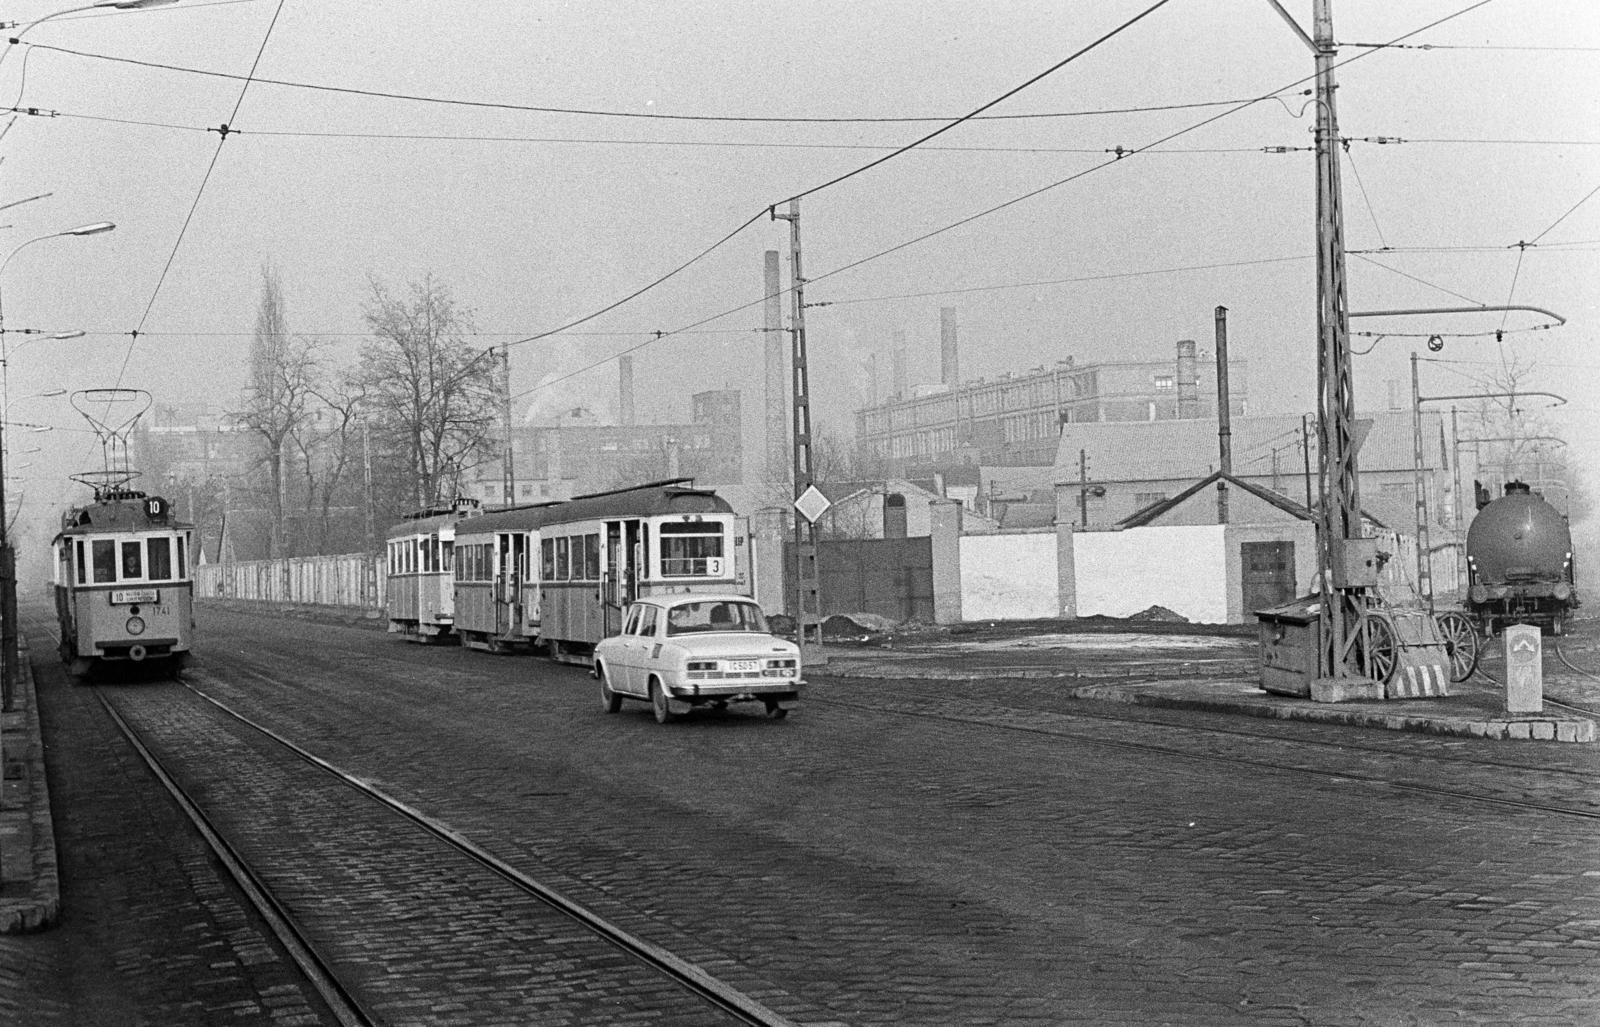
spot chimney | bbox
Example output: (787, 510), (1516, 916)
(764, 250), (788, 483)
(892, 330), (908, 398)
(1176, 338), (1198, 418)
(940, 307), (959, 386)
(618, 354), (635, 426)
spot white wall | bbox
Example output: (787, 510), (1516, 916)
(1074, 525), (1229, 623)
(959, 532), (1059, 620)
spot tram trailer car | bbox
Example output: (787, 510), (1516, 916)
(451, 501), (558, 652)
(53, 491), (195, 677)
(385, 498), (482, 643)
(1465, 481), (1578, 635)
(447, 479), (745, 660)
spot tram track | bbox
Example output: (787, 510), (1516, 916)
(92, 674), (809, 1027)
(808, 689), (1600, 822)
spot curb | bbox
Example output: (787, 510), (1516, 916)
(0, 643), (58, 932)
(1073, 680), (1597, 743)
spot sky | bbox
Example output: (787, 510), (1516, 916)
(0, 0), (1595, 560)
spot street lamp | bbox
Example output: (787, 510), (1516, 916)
(0, 222), (114, 719)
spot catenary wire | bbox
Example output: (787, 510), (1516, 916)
(1350, 253), (1486, 306)
(512, 0), (1511, 399)
(110, 0), (289, 410)
(22, 38), (1262, 124)
(783, 0), (1176, 203)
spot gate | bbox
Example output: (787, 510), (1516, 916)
(787, 536), (934, 624)
(1241, 540), (1296, 614)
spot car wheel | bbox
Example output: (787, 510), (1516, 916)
(650, 678), (674, 724)
(764, 699), (789, 720)
(598, 663), (622, 713)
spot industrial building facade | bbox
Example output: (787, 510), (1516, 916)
(854, 340), (1249, 472)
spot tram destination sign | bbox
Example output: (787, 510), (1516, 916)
(111, 589), (159, 605)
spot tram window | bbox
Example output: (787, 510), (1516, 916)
(121, 541), (143, 580)
(177, 535), (187, 578)
(555, 537), (570, 580)
(659, 522), (725, 576)
(147, 538), (173, 581)
(76, 540), (86, 584)
(92, 540), (116, 583)
(441, 539), (454, 572)
(541, 538), (554, 579)
(583, 534), (601, 580)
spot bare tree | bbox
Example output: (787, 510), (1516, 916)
(357, 276), (500, 509)
(234, 266), (321, 558)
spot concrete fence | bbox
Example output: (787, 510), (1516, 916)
(196, 553), (384, 609)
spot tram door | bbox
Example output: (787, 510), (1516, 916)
(603, 520), (642, 638)
(495, 532), (523, 636)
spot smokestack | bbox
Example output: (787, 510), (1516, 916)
(892, 330), (908, 398)
(764, 250), (788, 483)
(1214, 308), (1232, 524)
(940, 307), (959, 386)
(1176, 339), (1198, 418)
(618, 354), (635, 426)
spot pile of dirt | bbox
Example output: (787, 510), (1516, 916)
(1128, 605), (1190, 623)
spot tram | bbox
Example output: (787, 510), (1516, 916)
(53, 488), (195, 677)
(447, 479), (747, 660)
(384, 498), (481, 642)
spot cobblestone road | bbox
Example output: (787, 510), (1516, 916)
(10, 604), (1600, 1025)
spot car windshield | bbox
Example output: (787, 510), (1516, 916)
(664, 600), (767, 635)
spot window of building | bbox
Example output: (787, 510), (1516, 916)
(1154, 375), (1174, 391)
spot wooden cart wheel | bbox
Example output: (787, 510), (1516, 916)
(1358, 612), (1398, 685)
(1433, 611), (1479, 682)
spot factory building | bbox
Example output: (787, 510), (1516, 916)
(854, 338), (1249, 476)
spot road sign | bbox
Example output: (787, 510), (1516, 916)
(794, 484), (831, 524)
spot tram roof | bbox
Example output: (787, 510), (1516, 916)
(54, 494), (191, 539)
(455, 479), (733, 538)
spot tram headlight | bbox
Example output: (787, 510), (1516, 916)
(125, 616), (146, 636)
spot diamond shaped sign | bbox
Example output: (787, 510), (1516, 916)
(793, 484), (832, 524)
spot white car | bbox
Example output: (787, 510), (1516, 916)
(593, 593), (803, 723)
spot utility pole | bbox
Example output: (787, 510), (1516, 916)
(1410, 351), (1433, 609)
(502, 342), (515, 506)
(1301, 413), (1314, 511)
(361, 417), (374, 552)
(772, 199), (824, 660)
(1215, 305), (1232, 524)
(1271, 0), (1366, 686)
(1078, 449), (1090, 527)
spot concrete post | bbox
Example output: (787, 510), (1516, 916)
(748, 507), (789, 616)
(1056, 520), (1077, 619)
(1504, 624), (1543, 713)
(928, 499), (962, 625)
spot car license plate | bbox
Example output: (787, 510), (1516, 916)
(725, 659), (759, 673)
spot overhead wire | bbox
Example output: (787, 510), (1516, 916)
(1349, 252), (1485, 306)
(511, 0), (1516, 399)
(499, 0), (1180, 356)
(23, 38), (1259, 125)
(113, 0), (289, 390)
(783, 0), (1177, 204)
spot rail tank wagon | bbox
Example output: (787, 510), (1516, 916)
(1465, 481), (1578, 635)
